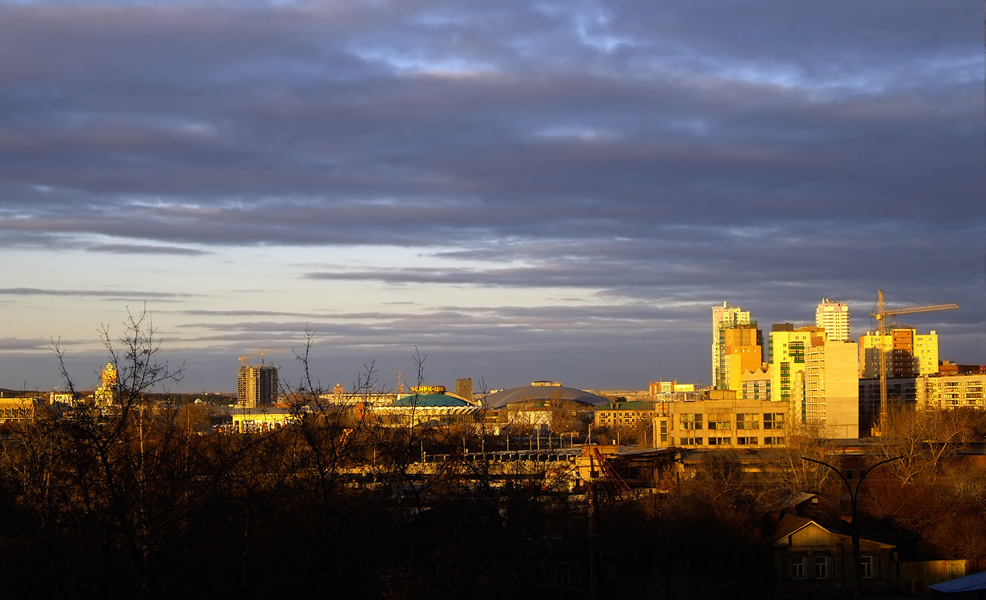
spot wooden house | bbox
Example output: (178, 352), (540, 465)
(773, 514), (896, 596)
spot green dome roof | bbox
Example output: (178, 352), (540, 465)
(390, 393), (472, 408)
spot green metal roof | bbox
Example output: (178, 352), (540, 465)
(601, 401), (656, 410)
(390, 393), (472, 408)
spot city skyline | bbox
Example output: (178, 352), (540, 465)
(0, 1), (982, 392)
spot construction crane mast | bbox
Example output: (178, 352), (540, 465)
(238, 348), (286, 367)
(871, 290), (958, 433)
(253, 348), (285, 365)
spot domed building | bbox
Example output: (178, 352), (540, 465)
(373, 386), (480, 426)
(479, 382), (605, 434)
(482, 381), (608, 409)
(389, 392), (475, 408)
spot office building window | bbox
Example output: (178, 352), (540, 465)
(764, 413), (785, 430)
(680, 413), (703, 430)
(708, 413), (731, 430)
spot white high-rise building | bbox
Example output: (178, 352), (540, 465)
(712, 303), (752, 389)
(816, 298), (850, 342)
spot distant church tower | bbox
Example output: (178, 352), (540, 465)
(95, 362), (118, 404)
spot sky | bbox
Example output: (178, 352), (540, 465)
(0, 0), (983, 395)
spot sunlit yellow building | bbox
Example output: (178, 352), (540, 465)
(722, 336), (762, 392)
(657, 397), (788, 448)
(769, 325), (823, 405)
(595, 393), (788, 448)
(916, 373), (986, 410)
(712, 303), (754, 389)
(858, 328), (939, 379)
(0, 396), (40, 423)
(801, 338), (859, 438)
(739, 366), (771, 401)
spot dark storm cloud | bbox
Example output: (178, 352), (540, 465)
(303, 219), (979, 295)
(0, 2), (978, 231)
(0, 0), (982, 388)
(0, 337), (52, 352)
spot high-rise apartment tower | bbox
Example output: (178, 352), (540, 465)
(816, 299), (850, 342)
(712, 303), (757, 389)
(858, 328), (939, 379)
(802, 337), (859, 438)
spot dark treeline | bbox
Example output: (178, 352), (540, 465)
(0, 406), (782, 600)
(1, 313), (984, 599)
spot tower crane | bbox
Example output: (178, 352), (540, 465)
(238, 349), (286, 366)
(253, 348), (286, 365)
(871, 290), (957, 433)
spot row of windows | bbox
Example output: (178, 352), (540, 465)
(679, 436), (785, 446)
(678, 413), (785, 431)
(599, 412), (789, 435)
(791, 556), (876, 580)
(945, 399), (985, 406)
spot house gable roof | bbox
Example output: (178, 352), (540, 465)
(773, 514), (894, 550)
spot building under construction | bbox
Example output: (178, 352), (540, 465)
(237, 365), (278, 408)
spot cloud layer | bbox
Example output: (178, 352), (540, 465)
(0, 0), (982, 391)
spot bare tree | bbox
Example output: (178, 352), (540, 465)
(877, 407), (973, 485)
(34, 306), (187, 595)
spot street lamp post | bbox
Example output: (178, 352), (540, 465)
(801, 455), (902, 600)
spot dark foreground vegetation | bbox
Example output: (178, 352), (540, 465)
(1, 312), (984, 599)
(0, 410), (781, 599)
